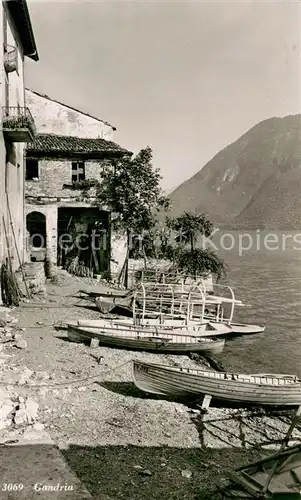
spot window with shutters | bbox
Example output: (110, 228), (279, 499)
(72, 161), (85, 183)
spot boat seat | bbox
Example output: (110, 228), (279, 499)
(149, 337), (171, 342)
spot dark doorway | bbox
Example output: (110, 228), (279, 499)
(57, 207), (110, 276)
(26, 211), (46, 261)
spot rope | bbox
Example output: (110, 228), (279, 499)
(2, 321), (69, 330)
(0, 360), (131, 389)
(18, 304), (82, 309)
(10, 324), (59, 329)
(18, 297), (90, 309)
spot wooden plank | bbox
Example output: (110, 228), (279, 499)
(289, 469), (301, 487)
(236, 445), (301, 472)
(201, 394), (212, 411)
(227, 472), (263, 496)
(90, 338), (99, 349)
(259, 405), (301, 495)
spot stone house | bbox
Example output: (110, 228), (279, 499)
(25, 90), (131, 276)
(0, 1), (38, 271)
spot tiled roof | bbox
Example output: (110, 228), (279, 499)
(26, 89), (115, 129)
(26, 133), (131, 157)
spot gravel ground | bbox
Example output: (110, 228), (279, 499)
(0, 270), (300, 499)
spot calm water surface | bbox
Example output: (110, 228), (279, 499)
(217, 248), (301, 377)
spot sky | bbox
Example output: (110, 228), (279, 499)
(25, 0), (301, 192)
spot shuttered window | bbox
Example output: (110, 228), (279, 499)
(72, 161), (85, 183)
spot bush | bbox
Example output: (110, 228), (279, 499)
(175, 248), (227, 281)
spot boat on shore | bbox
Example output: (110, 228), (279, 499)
(224, 443), (301, 498)
(92, 282), (265, 336)
(67, 317), (231, 336)
(132, 360), (301, 407)
(224, 322), (265, 335)
(199, 282), (265, 334)
(67, 320), (225, 354)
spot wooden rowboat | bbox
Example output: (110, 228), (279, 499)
(130, 317), (231, 336)
(85, 306), (232, 337)
(199, 316), (265, 335)
(67, 320), (225, 354)
(228, 323), (265, 335)
(92, 283), (265, 336)
(67, 317), (231, 337)
(224, 444), (301, 498)
(132, 360), (301, 407)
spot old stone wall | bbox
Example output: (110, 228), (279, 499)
(25, 159), (107, 200)
(25, 202), (116, 273)
(24, 89), (126, 274)
(25, 89), (115, 140)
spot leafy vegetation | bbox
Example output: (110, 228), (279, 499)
(69, 179), (100, 192)
(166, 212), (214, 251)
(163, 211), (227, 280)
(175, 248), (226, 280)
(95, 147), (170, 285)
(96, 147), (169, 231)
(69, 150), (226, 284)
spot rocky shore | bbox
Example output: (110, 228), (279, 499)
(0, 270), (300, 499)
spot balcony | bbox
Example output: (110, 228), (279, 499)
(2, 107), (36, 142)
(4, 45), (18, 73)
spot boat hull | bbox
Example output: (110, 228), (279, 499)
(67, 324), (225, 354)
(92, 291), (263, 336)
(227, 322), (265, 334)
(202, 315), (265, 335)
(67, 318), (231, 337)
(132, 361), (301, 406)
(140, 318), (231, 336)
(225, 444), (301, 498)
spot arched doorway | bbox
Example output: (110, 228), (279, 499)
(26, 211), (47, 262)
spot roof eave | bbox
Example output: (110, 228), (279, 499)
(5, 0), (39, 61)
(26, 150), (132, 159)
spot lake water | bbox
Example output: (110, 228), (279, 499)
(217, 245), (301, 377)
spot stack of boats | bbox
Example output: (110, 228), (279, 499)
(67, 278), (301, 409)
(71, 280), (264, 354)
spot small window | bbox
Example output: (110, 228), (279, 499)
(26, 159), (39, 180)
(72, 161), (85, 183)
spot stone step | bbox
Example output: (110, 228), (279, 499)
(0, 435), (93, 499)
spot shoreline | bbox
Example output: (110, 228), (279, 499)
(0, 270), (300, 499)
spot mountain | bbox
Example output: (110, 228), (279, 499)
(169, 115), (301, 229)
